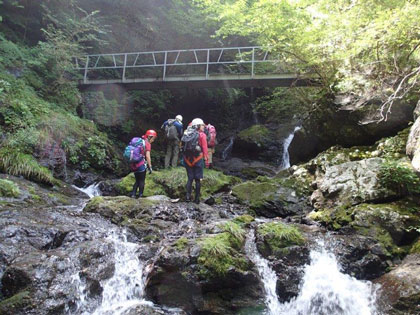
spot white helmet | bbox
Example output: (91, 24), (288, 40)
(175, 115), (183, 122)
(191, 118), (204, 127)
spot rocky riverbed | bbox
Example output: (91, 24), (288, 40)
(1, 126), (420, 314)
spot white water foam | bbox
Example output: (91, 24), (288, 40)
(279, 126), (301, 170)
(73, 183), (101, 199)
(92, 231), (150, 315)
(278, 241), (380, 315)
(245, 230), (282, 314)
(246, 231), (379, 315)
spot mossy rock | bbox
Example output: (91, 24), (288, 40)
(237, 124), (271, 144)
(0, 179), (20, 197)
(116, 168), (240, 199)
(232, 180), (278, 209)
(232, 178), (303, 218)
(410, 239), (420, 254)
(198, 221), (249, 278)
(311, 200), (420, 258)
(256, 222), (305, 256)
(84, 196), (157, 224)
(0, 290), (32, 315)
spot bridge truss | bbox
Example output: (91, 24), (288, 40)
(74, 46), (314, 89)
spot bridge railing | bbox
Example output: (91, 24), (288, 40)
(74, 46), (289, 83)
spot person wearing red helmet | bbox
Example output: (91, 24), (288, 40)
(130, 129), (157, 198)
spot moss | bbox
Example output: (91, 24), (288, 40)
(0, 179), (20, 197)
(232, 181), (278, 209)
(0, 290), (31, 314)
(410, 239), (420, 254)
(116, 168), (240, 199)
(350, 201), (420, 257)
(257, 222), (305, 254)
(233, 215), (255, 226)
(198, 232), (249, 277)
(219, 221), (246, 249)
(143, 235), (158, 243)
(237, 124), (271, 144)
(174, 237), (189, 250)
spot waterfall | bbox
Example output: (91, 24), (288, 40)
(91, 231), (151, 315)
(245, 230), (282, 315)
(278, 240), (380, 315)
(73, 182), (101, 199)
(251, 103), (260, 124)
(222, 136), (235, 160)
(245, 232), (379, 315)
(279, 126), (301, 170)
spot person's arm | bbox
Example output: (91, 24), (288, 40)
(145, 141), (152, 173)
(146, 151), (152, 170)
(200, 132), (209, 167)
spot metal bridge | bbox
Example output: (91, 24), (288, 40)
(74, 46), (316, 90)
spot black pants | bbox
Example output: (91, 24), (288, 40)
(131, 170), (146, 197)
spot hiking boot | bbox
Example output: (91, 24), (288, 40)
(129, 193), (136, 199)
(194, 195), (200, 204)
(186, 194), (191, 202)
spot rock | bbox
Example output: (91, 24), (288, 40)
(232, 180), (307, 218)
(289, 98), (414, 165)
(316, 158), (397, 206)
(406, 116), (420, 172)
(376, 254), (420, 315)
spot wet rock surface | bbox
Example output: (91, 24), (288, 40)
(1, 126), (420, 315)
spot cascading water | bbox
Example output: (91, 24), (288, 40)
(91, 231), (151, 315)
(72, 183), (101, 198)
(279, 240), (380, 315)
(279, 126), (301, 170)
(245, 230), (282, 314)
(222, 136), (235, 160)
(246, 231), (380, 315)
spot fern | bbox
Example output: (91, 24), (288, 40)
(0, 148), (55, 185)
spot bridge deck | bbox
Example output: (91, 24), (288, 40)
(79, 74), (315, 90)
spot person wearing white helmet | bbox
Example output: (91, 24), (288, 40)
(161, 114), (183, 168)
(181, 118), (209, 204)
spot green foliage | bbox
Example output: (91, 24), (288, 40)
(220, 221), (246, 249)
(198, 232), (248, 276)
(174, 237), (189, 250)
(194, 0), (420, 118)
(237, 124), (270, 144)
(0, 178), (20, 197)
(258, 222), (305, 254)
(379, 160), (420, 196)
(116, 168), (240, 198)
(0, 148), (55, 185)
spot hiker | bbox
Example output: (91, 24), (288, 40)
(205, 123), (217, 169)
(181, 118), (209, 204)
(127, 129), (157, 198)
(161, 115), (183, 168)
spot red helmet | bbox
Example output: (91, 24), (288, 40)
(145, 129), (157, 138)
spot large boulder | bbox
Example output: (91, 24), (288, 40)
(289, 98), (414, 165)
(376, 254), (420, 315)
(406, 116), (420, 172)
(312, 158), (396, 207)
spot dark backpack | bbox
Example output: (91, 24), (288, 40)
(165, 119), (179, 140)
(123, 137), (145, 163)
(181, 127), (201, 156)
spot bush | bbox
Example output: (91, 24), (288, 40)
(0, 179), (20, 197)
(258, 222), (305, 254)
(379, 160), (420, 196)
(0, 148), (55, 185)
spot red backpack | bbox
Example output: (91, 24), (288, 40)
(206, 124), (217, 147)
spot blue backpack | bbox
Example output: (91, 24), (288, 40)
(123, 137), (145, 163)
